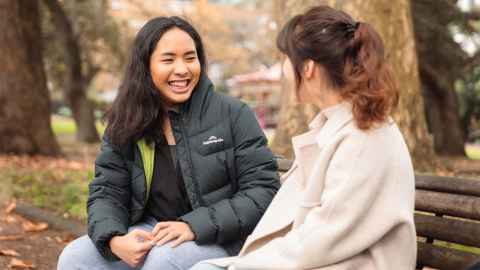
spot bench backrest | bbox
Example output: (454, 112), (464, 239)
(415, 175), (480, 269)
(276, 160), (480, 270)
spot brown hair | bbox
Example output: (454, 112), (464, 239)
(277, 6), (398, 130)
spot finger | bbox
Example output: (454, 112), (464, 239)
(134, 252), (148, 265)
(127, 260), (137, 268)
(152, 228), (171, 244)
(137, 239), (154, 252)
(170, 234), (186, 248)
(132, 258), (143, 268)
(156, 232), (179, 247)
(151, 222), (171, 236)
(133, 229), (153, 242)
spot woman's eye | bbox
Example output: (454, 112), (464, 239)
(186, 57), (196, 61)
(162, 59), (173, 63)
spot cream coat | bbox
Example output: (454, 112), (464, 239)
(205, 102), (417, 270)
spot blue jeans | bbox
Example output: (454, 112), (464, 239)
(57, 217), (228, 270)
(190, 262), (226, 270)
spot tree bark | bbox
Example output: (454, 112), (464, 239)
(43, 0), (99, 143)
(0, 0), (61, 156)
(270, 0), (325, 159)
(412, 0), (466, 156)
(422, 76), (466, 156)
(271, 0), (436, 170)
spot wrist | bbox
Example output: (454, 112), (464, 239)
(109, 235), (123, 252)
(182, 221), (196, 240)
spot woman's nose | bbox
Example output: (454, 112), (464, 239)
(173, 60), (188, 75)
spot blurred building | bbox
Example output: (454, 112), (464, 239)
(226, 63), (282, 128)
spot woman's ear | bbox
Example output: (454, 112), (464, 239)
(303, 59), (315, 79)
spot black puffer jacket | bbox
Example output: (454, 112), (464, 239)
(87, 75), (280, 261)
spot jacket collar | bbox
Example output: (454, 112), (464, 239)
(179, 73), (214, 121)
(291, 102), (353, 185)
(292, 101), (353, 151)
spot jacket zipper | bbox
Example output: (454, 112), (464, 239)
(175, 114), (203, 209)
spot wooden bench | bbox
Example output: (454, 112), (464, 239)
(276, 159), (480, 270)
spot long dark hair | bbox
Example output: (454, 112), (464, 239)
(277, 6), (398, 130)
(104, 16), (207, 147)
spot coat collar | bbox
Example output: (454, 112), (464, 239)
(179, 73), (213, 121)
(292, 102), (353, 185)
(292, 101), (353, 152)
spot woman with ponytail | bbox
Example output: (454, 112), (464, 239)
(191, 5), (416, 270)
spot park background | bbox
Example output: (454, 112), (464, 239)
(1, 0), (480, 269)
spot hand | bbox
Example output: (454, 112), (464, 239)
(151, 221), (195, 248)
(109, 229), (153, 267)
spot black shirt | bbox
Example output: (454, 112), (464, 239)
(145, 136), (192, 222)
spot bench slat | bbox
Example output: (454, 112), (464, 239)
(416, 175), (480, 197)
(275, 159), (480, 266)
(417, 242), (478, 269)
(415, 213), (480, 247)
(416, 190), (480, 221)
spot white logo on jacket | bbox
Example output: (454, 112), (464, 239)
(203, 136), (224, 145)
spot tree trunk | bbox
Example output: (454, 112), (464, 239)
(411, 0), (466, 157)
(422, 77), (466, 156)
(271, 0), (436, 170)
(270, 0), (325, 159)
(43, 0), (99, 143)
(0, 0), (61, 156)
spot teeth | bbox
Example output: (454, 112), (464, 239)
(170, 80), (188, 87)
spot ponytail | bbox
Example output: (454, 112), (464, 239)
(342, 22), (399, 130)
(277, 6), (399, 130)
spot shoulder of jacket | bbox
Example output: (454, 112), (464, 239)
(341, 121), (401, 160)
(210, 91), (248, 114)
(100, 135), (135, 158)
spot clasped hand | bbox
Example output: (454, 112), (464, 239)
(110, 221), (195, 267)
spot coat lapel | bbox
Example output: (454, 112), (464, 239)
(239, 167), (303, 254)
(240, 102), (355, 257)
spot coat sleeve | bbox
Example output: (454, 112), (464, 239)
(87, 137), (131, 261)
(180, 104), (280, 245)
(233, 131), (415, 269)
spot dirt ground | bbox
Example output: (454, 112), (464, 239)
(0, 201), (75, 270)
(1, 136), (479, 269)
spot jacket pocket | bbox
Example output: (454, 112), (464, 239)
(198, 140), (229, 156)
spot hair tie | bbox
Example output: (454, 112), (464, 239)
(345, 21), (360, 36)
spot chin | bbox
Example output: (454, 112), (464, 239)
(167, 93), (193, 105)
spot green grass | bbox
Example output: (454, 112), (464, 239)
(435, 240), (480, 255)
(51, 116), (105, 136)
(51, 117), (76, 135)
(2, 116), (104, 221)
(3, 166), (92, 221)
(466, 144), (480, 160)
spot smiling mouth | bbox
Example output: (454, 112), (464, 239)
(168, 79), (191, 92)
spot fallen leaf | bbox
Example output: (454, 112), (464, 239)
(0, 249), (20, 257)
(5, 215), (17, 224)
(5, 201), (16, 214)
(0, 235), (24, 241)
(22, 221), (48, 232)
(55, 234), (75, 244)
(8, 258), (35, 269)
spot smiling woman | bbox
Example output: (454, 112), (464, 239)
(150, 28), (201, 106)
(56, 16), (279, 270)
